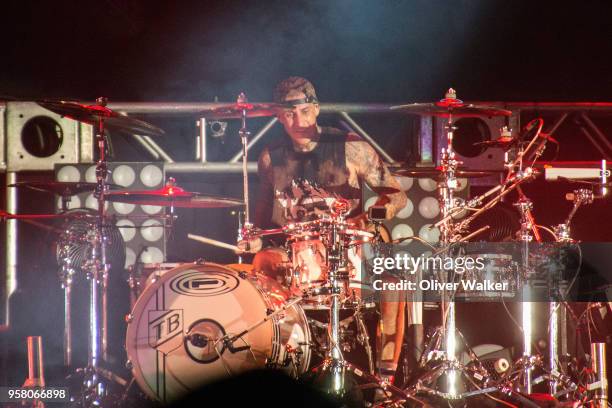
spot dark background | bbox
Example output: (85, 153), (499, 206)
(1, 0), (611, 103)
(1, 0), (611, 392)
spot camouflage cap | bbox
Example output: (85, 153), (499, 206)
(273, 76), (318, 104)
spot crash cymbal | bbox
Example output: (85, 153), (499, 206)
(38, 99), (165, 137)
(199, 102), (285, 120)
(391, 88), (512, 118)
(391, 102), (512, 118)
(390, 167), (499, 178)
(105, 185), (244, 208)
(9, 181), (120, 196)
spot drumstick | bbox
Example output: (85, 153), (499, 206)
(187, 233), (240, 252)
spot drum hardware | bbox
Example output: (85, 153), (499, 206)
(8, 181), (121, 212)
(105, 178), (244, 209)
(38, 97), (165, 406)
(37, 99), (165, 137)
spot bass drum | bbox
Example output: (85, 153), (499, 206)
(126, 262), (311, 403)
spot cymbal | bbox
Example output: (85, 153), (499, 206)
(199, 102), (285, 120)
(105, 185), (244, 208)
(391, 102), (511, 118)
(390, 167), (499, 178)
(391, 90), (511, 118)
(38, 100), (165, 137)
(369, 186), (400, 195)
(9, 181), (120, 196)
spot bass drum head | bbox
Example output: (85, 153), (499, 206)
(126, 262), (311, 403)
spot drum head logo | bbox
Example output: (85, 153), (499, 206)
(148, 309), (183, 349)
(169, 270), (239, 297)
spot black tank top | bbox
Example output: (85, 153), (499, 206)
(266, 127), (362, 225)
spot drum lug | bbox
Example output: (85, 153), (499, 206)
(125, 313), (133, 324)
(125, 359), (133, 370)
(195, 258), (206, 265)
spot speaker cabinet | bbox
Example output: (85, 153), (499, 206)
(5, 102), (94, 171)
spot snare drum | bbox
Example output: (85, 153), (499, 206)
(126, 262), (312, 403)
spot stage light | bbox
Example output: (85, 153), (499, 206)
(55, 162), (167, 270)
(418, 178), (437, 192)
(113, 202), (136, 215)
(396, 176), (414, 191)
(116, 219), (136, 242)
(418, 224), (440, 244)
(56, 196), (81, 210)
(363, 196), (379, 211)
(396, 199), (414, 219)
(392, 224), (413, 245)
(85, 194), (109, 211)
(418, 196), (440, 219)
(57, 165), (81, 182)
(85, 165), (97, 183)
(125, 248), (136, 268)
(141, 204), (163, 215)
(112, 165), (136, 187)
(140, 247), (164, 264)
(140, 164), (163, 187)
(141, 219), (164, 242)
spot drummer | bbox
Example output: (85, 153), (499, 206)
(244, 76), (408, 384)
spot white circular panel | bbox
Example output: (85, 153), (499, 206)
(419, 224), (440, 244)
(141, 219), (164, 242)
(418, 197), (440, 219)
(56, 166), (80, 182)
(391, 224), (413, 246)
(85, 165), (97, 183)
(116, 219), (136, 242)
(141, 204), (163, 215)
(363, 196), (378, 211)
(395, 176), (414, 192)
(85, 194), (109, 211)
(456, 178), (468, 192)
(140, 246), (164, 264)
(418, 178), (438, 192)
(140, 165), (163, 187)
(396, 199), (414, 219)
(112, 165), (136, 187)
(125, 247), (136, 268)
(113, 201), (136, 215)
(56, 196), (81, 210)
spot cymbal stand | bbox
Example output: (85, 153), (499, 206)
(58, 236), (76, 368)
(77, 97), (114, 406)
(407, 95), (477, 400)
(237, 93), (252, 230)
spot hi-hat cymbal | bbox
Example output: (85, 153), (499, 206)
(38, 100), (165, 137)
(105, 185), (244, 208)
(390, 167), (500, 178)
(199, 102), (285, 120)
(9, 181), (120, 196)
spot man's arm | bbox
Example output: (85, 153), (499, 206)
(346, 140), (407, 219)
(254, 148), (275, 228)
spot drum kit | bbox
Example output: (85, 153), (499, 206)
(1, 90), (609, 407)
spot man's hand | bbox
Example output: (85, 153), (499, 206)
(235, 237), (263, 255)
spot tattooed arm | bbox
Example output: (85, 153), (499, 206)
(346, 140), (407, 219)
